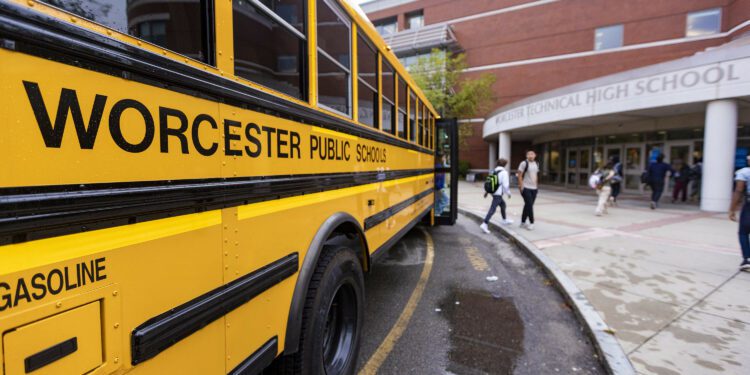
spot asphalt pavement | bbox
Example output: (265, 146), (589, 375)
(355, 214), (605, 375)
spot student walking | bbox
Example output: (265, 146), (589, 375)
(646, 153), (674, 209)
(729, 155), (750, 271)
(690, 157), (703, 202)
(610, 156), (623, 205)
(517, 150), (539, 230)
(480, 159), (513, 233)
(593, 162), (616, 216)
(672, 160), (690, 203)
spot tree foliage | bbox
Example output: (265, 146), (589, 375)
(409, 49), (496, 145)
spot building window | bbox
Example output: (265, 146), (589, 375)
(381, 60), (396, 134)
(39, 0), (214, 64)
(594, 24), (623, 50)
(233, 0), (307, 100)
(373, 17), (397, 36)
(687, 8), (721, 37)
(317, 0), (351, 116)
(406, 10), (424, 30)
(357, 35), (378, 128)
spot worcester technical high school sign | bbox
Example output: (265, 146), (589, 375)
(484, 37), (750, 212)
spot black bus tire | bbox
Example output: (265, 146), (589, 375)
(275, 245), (364, 375)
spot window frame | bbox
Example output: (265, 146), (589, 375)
(397, 76), (408, 140)
(233, 0), (308, 100)
(38, 0), (217, 66)
(357, 33), (379, 128)
(686, 8), (722, 37)
(593, 24), (623, 51)
(316, 0), (353, 118)
(373, 16), (398, 35)
(405, 10), (424, 30)
(381, 59), (397, 135)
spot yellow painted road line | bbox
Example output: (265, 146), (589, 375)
(359, 227), (435, 375)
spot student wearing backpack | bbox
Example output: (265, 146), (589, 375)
(592, 161), (616, 216)
(729, 154), (750, 271)
(646, 153), (674, 209)
(517, 150), (540, 230)
(481, 159), (513, 233)
(610, 156), (623, 205)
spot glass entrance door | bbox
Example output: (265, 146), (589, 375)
(434, 118), (458, 225)
(566, 147), (591, 188)
(666, 143), (693, 193)
(624, 145), (644, 191)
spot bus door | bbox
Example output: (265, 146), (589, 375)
(434, 118), (458, 225)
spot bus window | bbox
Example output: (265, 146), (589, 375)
(418, 103), (425, 146)
(39, 0), (214, 64)
(381, 60), (396, 134)
(233, 0), (307, 100)
(357, 34), (378, 128)
(409, 92), (417, 143)
(397, 77), (407, 139)
(317, 0), (351, 116)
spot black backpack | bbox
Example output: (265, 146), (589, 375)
(484, 171), (499, 194)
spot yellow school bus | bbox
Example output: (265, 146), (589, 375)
(0, 0), (458, 374)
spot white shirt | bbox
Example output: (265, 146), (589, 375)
(493, 166), (510, 196)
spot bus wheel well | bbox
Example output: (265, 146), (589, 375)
(283, 213), (369, 356)
(323, 221), (369, 273)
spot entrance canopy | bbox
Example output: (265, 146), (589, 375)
(483, 37), (750, 141)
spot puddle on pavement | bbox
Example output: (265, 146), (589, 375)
(378, 238), (425, 266)
(440, 288), (524, 374)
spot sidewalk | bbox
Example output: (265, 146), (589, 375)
(458, 181), (750, 375)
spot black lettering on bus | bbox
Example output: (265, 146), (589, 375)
(64, 267), (77, 291)
(277, 128), (289, 158)
(159, 107), (189, 154)
(23, 81), (107, 149)
(95, 257), (107, 281)
(109, 99), (155, 153)
(344, 141), (351, 161)
(223, 119), (242, 156)
(81, 261), (95, 285)
(261, 126), (276, 158)
(192, 114), (219, 156)
(47, 269), (64, 295)
(290, 131), (301, 159)
(310, 135), (319, 159)
(13, 278), (31, 307)
(327, 138), (335, 160)
(245, 123), (262, 158)
(31, 273), (47, 300)
(0, 282), (10, 311)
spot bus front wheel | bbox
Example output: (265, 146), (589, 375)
(279, 245), (364, 375)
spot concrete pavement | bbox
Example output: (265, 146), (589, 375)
(458, 181), (750, 375)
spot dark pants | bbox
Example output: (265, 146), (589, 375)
(739, 204), (750, 260)
(672, 181), (687, 202)
(484, 195), (507, 223)
(650, 182), (665, 204)
(521, 188), (538, 224)
(611, 182), (621, 199)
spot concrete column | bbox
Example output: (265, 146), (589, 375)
(499, 132), (511, 161)
(488, 141), (498, 171)
(701, 99), (738, 212)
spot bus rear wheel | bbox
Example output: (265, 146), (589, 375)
(279, 246), (364, 375)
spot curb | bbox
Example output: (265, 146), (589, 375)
(458, 207), (636, 375)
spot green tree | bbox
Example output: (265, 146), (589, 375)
(409, 49), (496, 146)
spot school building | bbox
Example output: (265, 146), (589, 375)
(360, 0), (750, 211)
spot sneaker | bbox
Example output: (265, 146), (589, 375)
(519, 222), (527, 229)
(501, 219), (514, 225)
(741, 259), (750, 271)
(526, 223), (535, 231)
(479, 222), (491, 234)
(650, 202), (656, 210)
